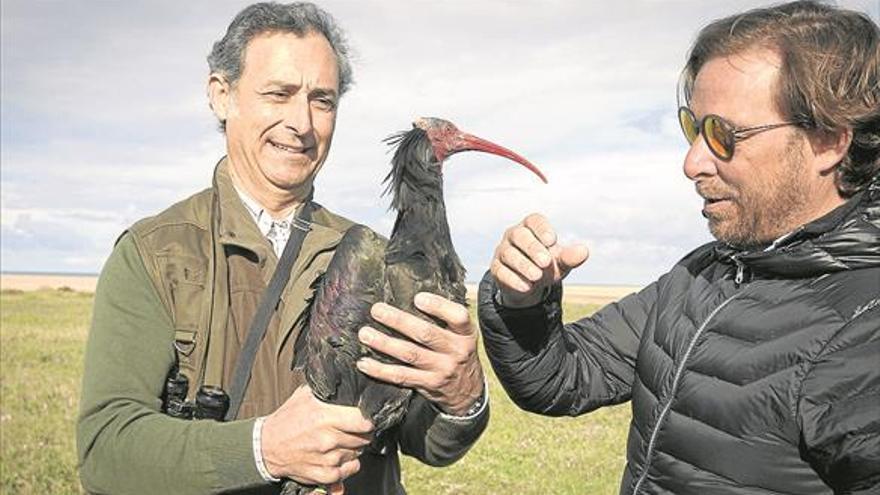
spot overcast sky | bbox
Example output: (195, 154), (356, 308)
(2, 0), (878, 285)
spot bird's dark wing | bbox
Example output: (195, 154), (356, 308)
(293, 225), (385, 405)
(293, 225), (412, 431)
(384, 252), (468, 325)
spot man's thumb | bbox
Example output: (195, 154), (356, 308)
(558, 244), (589, 274)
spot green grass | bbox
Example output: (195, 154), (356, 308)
(0, 289), (630, 494)
(1, 290), (93, 494)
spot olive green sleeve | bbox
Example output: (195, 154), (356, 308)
(396, 392), (489, 467)
(77, 234), (267, 494)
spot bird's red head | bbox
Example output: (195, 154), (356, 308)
(414, 117), (548, 183)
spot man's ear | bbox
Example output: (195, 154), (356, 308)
(810, 127), (853, 176)
(207, 73), (231, 123)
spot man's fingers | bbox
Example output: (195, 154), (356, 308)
(491, 257), (533, 294)
(356, 357), (436, 389)
(319, 402), (373, 432)
(358, 326), (441, 366)
(316, 400), (374, 435)
(338, 459), (361, 483)
(412, 293), (471, 335)
(369, 302), (455, 348)
(265, 388), (372, 486)
(557, 244), (590, 274)
(509, 226), (553, 269)
(310, 449), (362, 486)
(330, 430), (373, 450)
(497, 242), (544, 282)
(522, 213), (557, 247)
(338, 447), (364, 464)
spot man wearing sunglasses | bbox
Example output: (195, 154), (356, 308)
(478, 1), (879, 494)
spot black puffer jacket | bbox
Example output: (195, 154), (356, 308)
(478, 183), (880, 495)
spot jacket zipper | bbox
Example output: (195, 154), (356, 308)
(732, 254), (746, 286)
(631, 292), (741, 494)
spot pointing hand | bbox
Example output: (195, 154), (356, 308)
(490, 213), (589, 307)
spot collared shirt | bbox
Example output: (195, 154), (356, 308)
(234, 184), (297, 258)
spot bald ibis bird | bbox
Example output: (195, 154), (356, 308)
(287, 117), (545, 492)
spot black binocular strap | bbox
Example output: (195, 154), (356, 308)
(225, 202), (314, 421)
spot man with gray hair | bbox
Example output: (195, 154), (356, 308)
(479, 1), (878, 493)
(77, 3), (488, 494)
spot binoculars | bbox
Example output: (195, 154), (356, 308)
(162, 369), (229, 421)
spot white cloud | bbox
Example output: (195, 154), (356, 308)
(1, 0), (876, 283)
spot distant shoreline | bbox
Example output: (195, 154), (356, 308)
(2, 270), (100, 277)
(2, 273), (639, 305)
(1, 273), (101, 293)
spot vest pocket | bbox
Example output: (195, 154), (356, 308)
(168, 279), (205, 331)
(159, 255), (206, 331)
(158, 254), (208, 389)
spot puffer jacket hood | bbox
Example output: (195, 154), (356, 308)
(715, 178), (880, 278)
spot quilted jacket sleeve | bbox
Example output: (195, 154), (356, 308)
(798, 301), (880, 495)
(477, 270), (655, 416)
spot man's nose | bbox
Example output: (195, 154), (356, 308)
(283, 96), (313, 137)
(682, 136), (718, 181)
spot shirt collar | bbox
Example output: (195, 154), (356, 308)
(232, 183), (297, 256)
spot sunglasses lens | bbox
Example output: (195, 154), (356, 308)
(678, 107), (699, 144)
(704, 116), (734, 160)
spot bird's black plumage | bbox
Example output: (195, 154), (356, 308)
(286, 117), (544, 494)
(382, 125), (467, 311)
(293, 224), (410, 431)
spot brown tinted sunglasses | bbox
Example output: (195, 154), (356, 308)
(678, 106), (805, 161)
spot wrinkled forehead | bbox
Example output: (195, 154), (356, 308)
(239, 30), (339, 87)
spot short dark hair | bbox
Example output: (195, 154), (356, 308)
(208, 2), (353, 94)
(681, 0), (880, 196)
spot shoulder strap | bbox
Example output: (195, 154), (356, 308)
(225, 202), (315, 421)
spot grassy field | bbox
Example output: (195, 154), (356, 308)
(0, 289), (630, 494)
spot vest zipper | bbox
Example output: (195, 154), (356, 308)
(734, 258), (746, 286)
(631, 292), (741, 494)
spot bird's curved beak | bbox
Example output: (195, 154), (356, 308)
(451, 132), (548, 183)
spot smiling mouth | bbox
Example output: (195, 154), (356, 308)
(269, 140), (309, 154)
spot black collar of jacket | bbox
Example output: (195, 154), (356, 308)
(714, 177), (880, 279)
